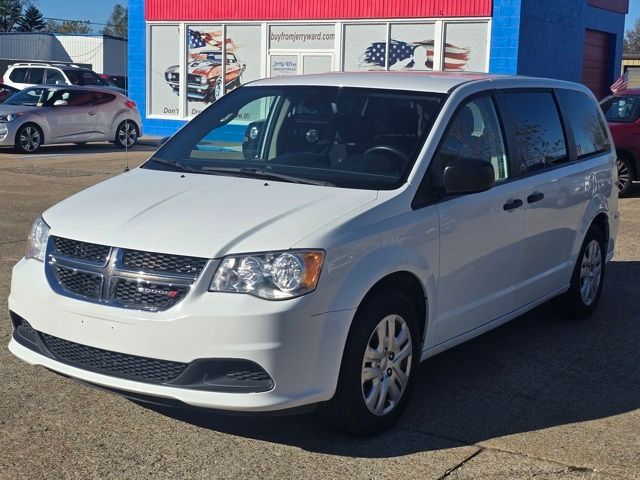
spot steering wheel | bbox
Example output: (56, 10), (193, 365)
(364, 145), (409, 163)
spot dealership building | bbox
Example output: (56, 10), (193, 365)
(128, 0), (628, 137)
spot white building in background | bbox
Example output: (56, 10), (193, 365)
(0, 33), (127, 75)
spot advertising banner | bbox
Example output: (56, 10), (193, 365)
(149, 25), (180, 116)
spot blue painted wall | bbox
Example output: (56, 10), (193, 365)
(128, 0), (186, 137)
(489, 0), (522, 74)
(514, 0), (625, 85)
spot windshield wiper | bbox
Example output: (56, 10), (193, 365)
(144, 157), (200, 173)
(200, 166), (334, 186)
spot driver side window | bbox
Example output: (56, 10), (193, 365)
(436, 96), (509, 182)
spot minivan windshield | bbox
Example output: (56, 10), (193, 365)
(144, 86), (444, 190)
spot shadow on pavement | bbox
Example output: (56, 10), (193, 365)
(140, 261), (640, 458)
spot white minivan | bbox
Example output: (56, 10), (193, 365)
(8, 73), (618, 436)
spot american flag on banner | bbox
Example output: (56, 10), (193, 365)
(361, 39), (470, 71)
(610, 70), (629, 94)
(188, 28), (227, 50)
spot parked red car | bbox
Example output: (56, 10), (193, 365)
(600, 89), (640, 196)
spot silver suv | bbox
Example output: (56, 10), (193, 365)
(3, 63), (125, 95)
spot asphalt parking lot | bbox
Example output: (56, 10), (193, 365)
(0, 144), (638, 479)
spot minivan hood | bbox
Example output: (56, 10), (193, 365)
(43, 168), (378, 258)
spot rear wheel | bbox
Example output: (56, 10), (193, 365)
(322, 289), (420, 436)
(114, 121), (138, 149)
(616, 154), (635, 197)
(14, 124), (42, 154)
(553, 225), (606, 319)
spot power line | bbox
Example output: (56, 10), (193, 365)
(43, 17), (108, 26)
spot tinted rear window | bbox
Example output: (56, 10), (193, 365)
(558, 90), (610, 159)
(28, 68), (45, 84)
(503, 91), (568, 172)
(9, 68), (27, 83)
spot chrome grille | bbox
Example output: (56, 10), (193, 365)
(122, 250), (207, 276)
(46, 237), (209, 312)
(53, 266), (103, 298)
(114, 280), (188, 311)
(53, 237), (110, 264)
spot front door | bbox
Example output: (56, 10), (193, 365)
(45, 89), (97, 143)
(433, 94), (525, 342)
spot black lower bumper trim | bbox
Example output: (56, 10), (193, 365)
(10, 311), (274, 393)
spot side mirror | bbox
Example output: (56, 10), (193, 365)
(53, 100), (68, 107)
(443, 157), (495, 195)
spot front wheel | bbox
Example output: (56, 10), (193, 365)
(212, 77), (223, 101)
(322, 289), (420, 436)
(114, 121), (138, 149)
(14, 124), (42, 154)
(553, 225), (606, 319)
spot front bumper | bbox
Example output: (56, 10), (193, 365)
(0, 121), (19, 146)
(8, 257), (355, 412)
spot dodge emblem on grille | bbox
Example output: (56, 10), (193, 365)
(137, 286), (179, 298)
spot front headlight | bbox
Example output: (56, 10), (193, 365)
(25, 216), (50, 262)
(210, 250), (324, 300)
(0, 113), (24, 122)
(200, 76), (208, 85)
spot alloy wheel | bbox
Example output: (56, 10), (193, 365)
(118, 122), (137, 147)
(361, 314), (413, 416)
(580, 239), (602, 306)
(616, 159), (630, 193)
(19, 126), (41, 152)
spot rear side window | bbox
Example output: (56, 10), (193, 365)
(45, 69), (65, 85)
(28, 68), (45, 84)
(503, 92), (567, 172)
(9, 68), (27, 83)
(558, 90), (611, 159)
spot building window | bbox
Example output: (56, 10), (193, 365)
(389, 23), (437, 71)
(342, 24), (388, 71)
(443, 22), (488, 72)
(149, 24), (181, 117)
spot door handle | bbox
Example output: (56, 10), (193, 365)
(88, 111), (97, 116)
(503, 199), (523, 211)
(527, 191), (545, 204)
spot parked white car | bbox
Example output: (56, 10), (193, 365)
(8, 72), (618, 435)
(0, 85), (141, 153)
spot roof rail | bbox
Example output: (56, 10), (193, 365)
(9, 62), (81, 68)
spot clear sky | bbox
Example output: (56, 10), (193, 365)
(36, 0), (122, 30)
(626, 2), (640, 31)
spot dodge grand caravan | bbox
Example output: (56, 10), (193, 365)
(8, 72), (618, 436)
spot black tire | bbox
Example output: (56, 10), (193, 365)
(616, 154), (635, 197)
(114, 120), (138, 149)
(321, 289), (421, 436)
(553, 225), (606, 320)
(14, 124), (43, 154)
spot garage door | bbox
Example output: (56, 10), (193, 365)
(582, 29), (612, 100)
